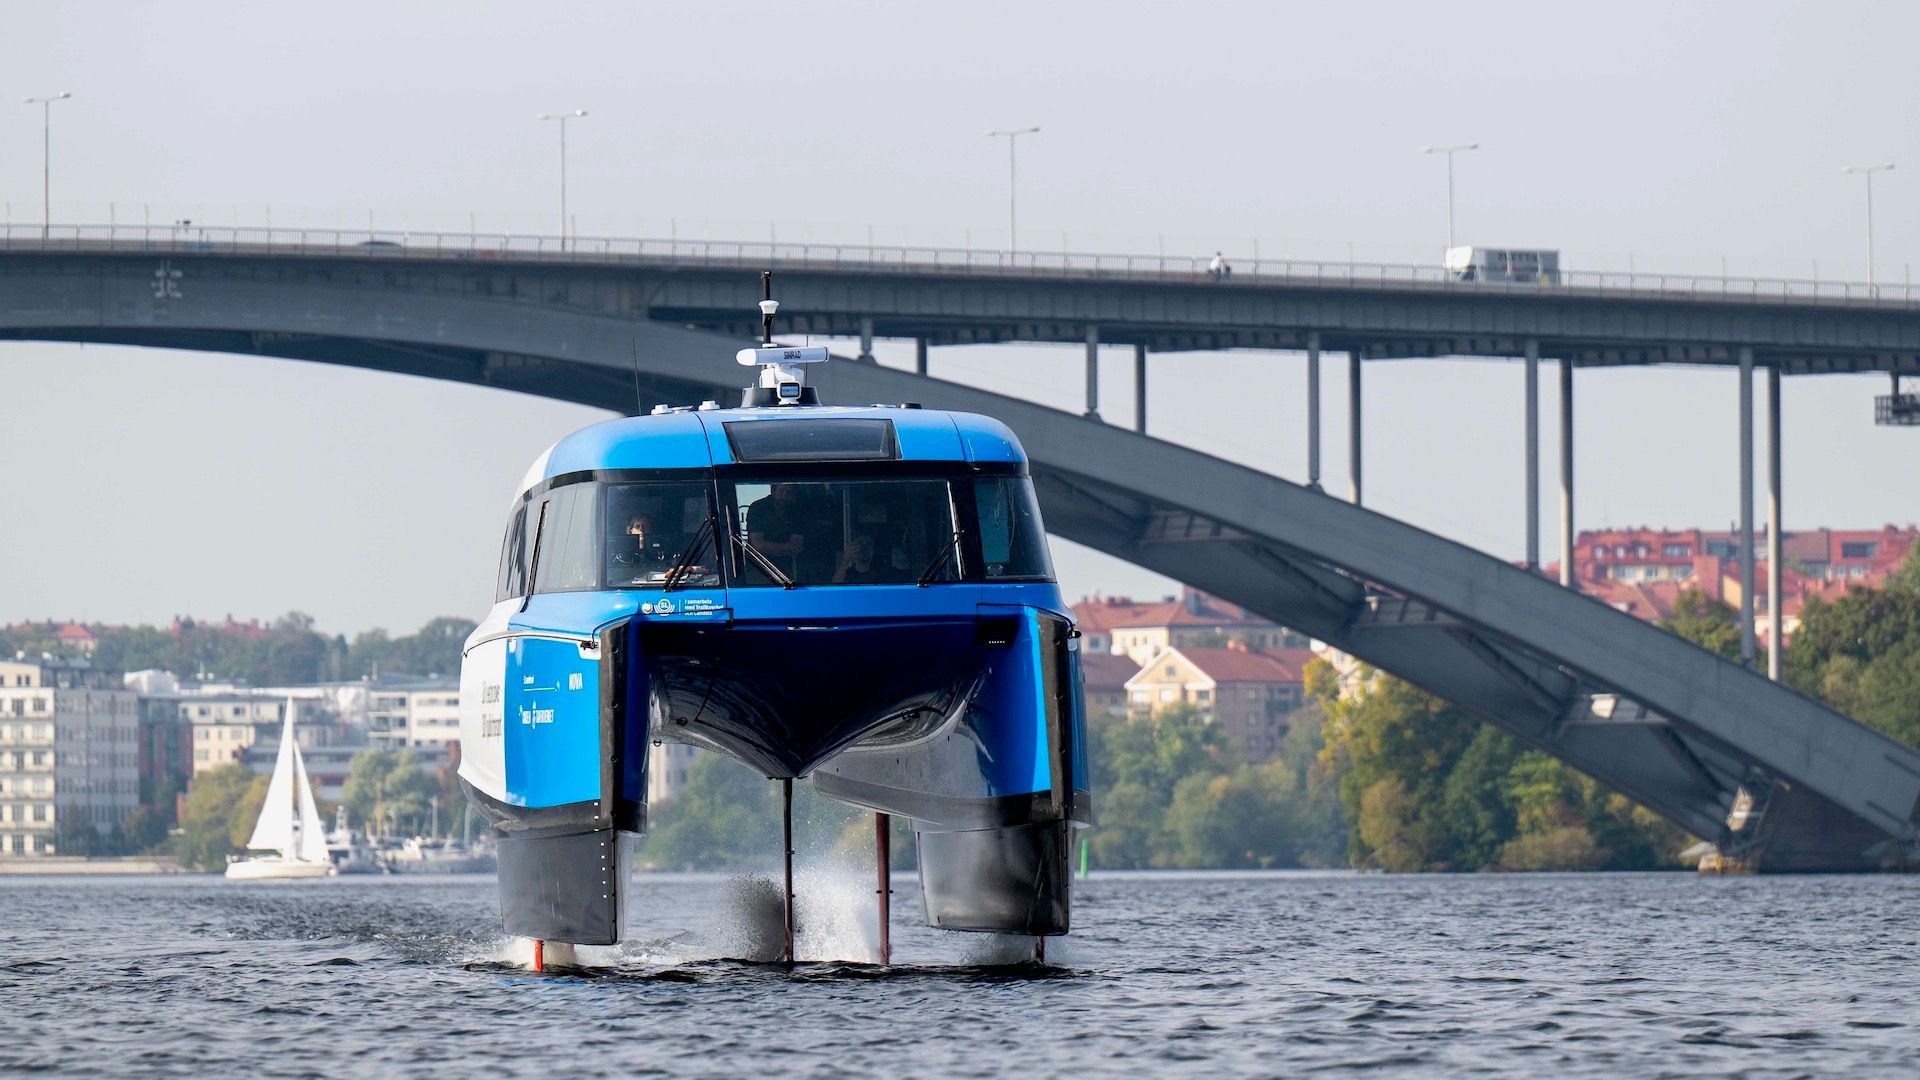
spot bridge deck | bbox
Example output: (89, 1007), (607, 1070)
(4, 234), (1920, 371)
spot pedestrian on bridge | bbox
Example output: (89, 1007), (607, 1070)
(1208, 251), (1232, 281)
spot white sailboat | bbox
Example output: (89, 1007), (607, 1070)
(226, 701), (334, 880)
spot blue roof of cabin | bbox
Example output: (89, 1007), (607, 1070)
(539, 405), (1025, 480)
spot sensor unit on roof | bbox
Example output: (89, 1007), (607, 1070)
(738, 272), (828, 407)
(736, 345), (831, 367)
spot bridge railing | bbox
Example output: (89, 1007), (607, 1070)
(6, 222), (1919, 308)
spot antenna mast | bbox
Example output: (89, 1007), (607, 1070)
(736, 271), (829, 407)
(760, 271), (777, 346)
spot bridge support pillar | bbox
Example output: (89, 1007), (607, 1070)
(1133, 342), (1147, 433)
(1767, 363), (1783, 681)
(1348, 351), (1362, 506)
(915, 336), (928, 376)
(1525, 340), (1540, 570)
(1739, 346), (1756, 667)
(1559, 360), (1575, 587)
(1307, 333), (1322, 491)
(1084, 324), (1101, 421)
(859, 316), (875, 363)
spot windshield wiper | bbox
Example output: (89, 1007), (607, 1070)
(917, 532), (963, 586)
(659, 517), (715, 593)
(731, 531), (798, 589)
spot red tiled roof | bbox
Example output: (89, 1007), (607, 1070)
(1071, 597), (1180, 634)
(1070, 588), (1275, 633)
(1160, 645), (1315, 684)
(1078, 651), (1142, 692)
(1583, 579), (1687, 621)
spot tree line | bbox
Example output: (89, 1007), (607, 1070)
(33, 549), (1920, 871)
(1, 613), (477, 685)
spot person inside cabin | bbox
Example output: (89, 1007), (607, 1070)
(833, 531), (884, 583)
(747, 483), (812, 578)
(609, 513), (676, 583)
(834, 501), (903, 584)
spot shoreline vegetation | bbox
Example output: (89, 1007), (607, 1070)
(7, 548), (1917, 873)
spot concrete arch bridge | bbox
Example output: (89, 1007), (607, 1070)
(4, 231), (1918, 870)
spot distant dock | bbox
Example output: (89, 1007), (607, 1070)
(0, 857), (195, 876)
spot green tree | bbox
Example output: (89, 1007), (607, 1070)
(637, 754), (778, 870)
(1495, 751), (1603, 871)
(1782, 570), (1920, 747)
(1320, 675), (1484, 869)
(176, 764), (261, 870)
(1163, 761), (1299, 868)
(1319, 672), (1691, 871)
(1437, 726), (1523, 869)
(1354, 778), (1429, 872)
(342, 750), (440, 836)
(346, 629), (394, 678)
(1086, 703), (1226, 868)
(229, 773), (272, 849)
(345, 617), (479, 679)
(1273, 703), (1349, 867)
(1659, 590), (1744, 661)
(122, 802), (173, 853)
(54, 814), (125, 857)
(119, 775), (181, 854)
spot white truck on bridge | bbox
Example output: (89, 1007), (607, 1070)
(1445, 246), (1562, 284)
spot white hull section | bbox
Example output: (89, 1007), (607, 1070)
(224, 857), (334, 880)
(458, 600), (516, 803)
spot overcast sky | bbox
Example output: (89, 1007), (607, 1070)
(4, 2), (1918, 635)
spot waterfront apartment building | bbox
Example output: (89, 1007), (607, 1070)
(0, 656), (140, 856)
(178, 693), (287, 775)
(1124, 643), (1314, 761)
(364, 678), (461, 752)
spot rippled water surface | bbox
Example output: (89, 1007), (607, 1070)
(6, 871), (1920, 1076)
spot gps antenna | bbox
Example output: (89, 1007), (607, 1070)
(759, 271), (777, 346)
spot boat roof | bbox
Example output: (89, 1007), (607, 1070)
(517, 405), (1025, 500)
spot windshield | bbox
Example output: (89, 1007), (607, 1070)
(726, 477), (961, 587)
(604, 482), (720, 589)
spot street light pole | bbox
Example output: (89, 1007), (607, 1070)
(23, 92), (72, 238)
(986, 126), (1040, 256)
(540, 109), (588, 250)
(1421, 142), (1479, 251)
(1842, 163), (1895, 285)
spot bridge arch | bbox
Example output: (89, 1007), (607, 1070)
(5, 251), (1916, 869)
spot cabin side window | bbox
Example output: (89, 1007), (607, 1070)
(494, 505), (529, 603)
(974, 477), (1054, 581)
(532, 482), (601, 593)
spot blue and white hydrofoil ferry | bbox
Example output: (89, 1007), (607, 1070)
(459, 277), (1090, 965)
